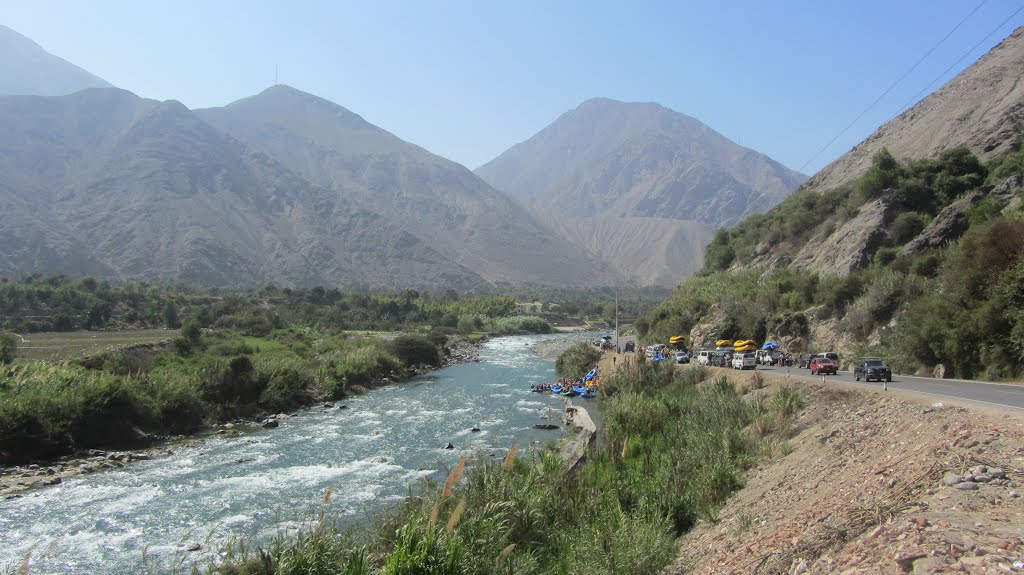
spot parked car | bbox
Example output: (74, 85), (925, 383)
(731, 352), (756, 370)
(854, 358), (892, 382)
(624, 341), (635, 352)
(798, 353), (813, 368)
(674, 351), (690, 364)
(809, 357), (838, 375)
(695, 350), (713, 365)
(814, 352), (840, 364)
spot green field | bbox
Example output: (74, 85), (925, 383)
(13, 329), (178, 362)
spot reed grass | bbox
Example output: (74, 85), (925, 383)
(205, 369), (803, 575)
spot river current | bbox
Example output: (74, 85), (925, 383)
(0, 333), (595, 574)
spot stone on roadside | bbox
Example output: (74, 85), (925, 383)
(943, 472), (963, 486)
(955, 482), (979, 491)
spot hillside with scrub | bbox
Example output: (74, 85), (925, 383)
(640, 145), (1024, 380)
(639, 25), (1024, 381)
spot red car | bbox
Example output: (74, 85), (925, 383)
(809, 357), (837, 375)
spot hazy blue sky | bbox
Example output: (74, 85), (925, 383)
(6, 1), (1024, 174)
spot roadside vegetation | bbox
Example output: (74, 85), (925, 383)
(203, 358), (801, 575)
(640, 146), (1024, 380)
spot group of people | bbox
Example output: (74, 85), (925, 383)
(530, 376), (598, 393)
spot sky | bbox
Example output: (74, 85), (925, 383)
(5, 0), (1024, 175)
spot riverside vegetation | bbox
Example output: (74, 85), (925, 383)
(639, 146), (1024, 380)
(0, 280), (557, 464)
(198, 356), (802, 575)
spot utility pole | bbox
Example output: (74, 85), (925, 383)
(614, 290), (619, 351)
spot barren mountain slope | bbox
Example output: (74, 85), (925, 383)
(805, 25), (1024, 193)
(476, 98), (806, 286)
(0, 88), (487, 289)
(0, 24), (112, 96)
(540, 215), (714, 286)
(196, 86), (620, 288)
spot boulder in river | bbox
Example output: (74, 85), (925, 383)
(471, 427), (481, 432)
(443, 442), (454, 450)
(261, 419), (279, 429)
(533, 424), (559, 430)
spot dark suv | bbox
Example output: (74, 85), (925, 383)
(797, 353), (813, 368)
(854, 358), (892, 382)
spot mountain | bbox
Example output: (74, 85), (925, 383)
(804, 26), (1024, 193)
(195, 85), (617, 288)
(0, 88), (488, 289)
(475, 98), (806, 285)
(640, 26), (1024, 381)
(0, 24), (112, 96)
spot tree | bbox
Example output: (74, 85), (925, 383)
(181, 319), (202, 345)
(0, 331), (16, 364)
(390, 334), (441, 368)
(163, 300), (181, 329)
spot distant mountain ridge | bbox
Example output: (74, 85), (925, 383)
(0, 85), (621, 290)
(194, 86), (618, 288)
(0, 25), (808, 291)
(476, 98), (807, 285)
(0, 24), (112, 96)
(0, 88), (490, 289)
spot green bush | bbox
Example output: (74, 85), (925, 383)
(889, 211), (930, 244)
(855, 148), (901, 201)
(555, 342), (602, 379)
(256, 356), (314, 413)
(390, 334), (441, 368)
(0, 331), (17, 364)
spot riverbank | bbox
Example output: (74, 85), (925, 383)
(531, 330), (602, 361)
(0, 334), (487, 498)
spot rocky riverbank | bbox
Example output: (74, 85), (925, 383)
(442, 335), (483, 366)
(531, 332), (599, 361)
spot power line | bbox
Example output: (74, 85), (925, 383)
(798, 0), (989, 173)
(883, 2), (1024, 124)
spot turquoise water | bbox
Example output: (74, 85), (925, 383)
(0, 333), (597, 574)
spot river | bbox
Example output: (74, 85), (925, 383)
(0, 333), (597, 574)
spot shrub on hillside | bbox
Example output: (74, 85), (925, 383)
(889, 211), (930, 244)
(855, 148), (901, 201)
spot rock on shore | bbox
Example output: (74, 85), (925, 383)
(532, 332), (600, 361)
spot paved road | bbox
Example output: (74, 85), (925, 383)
(736, 364), (1024, 411)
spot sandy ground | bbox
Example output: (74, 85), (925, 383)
(666, 363), (1024, 574)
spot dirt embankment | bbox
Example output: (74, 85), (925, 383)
(661, 367), (1024, 574)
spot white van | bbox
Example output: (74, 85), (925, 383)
(731, 352), (756, 370)
(695, 350), (713, 366)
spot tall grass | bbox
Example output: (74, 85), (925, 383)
(207, 366), (803, 575)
